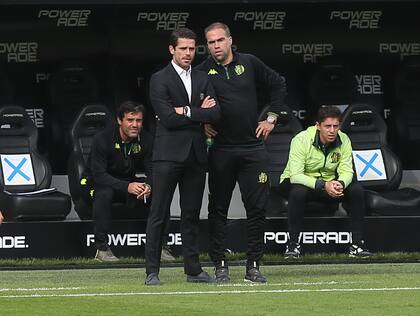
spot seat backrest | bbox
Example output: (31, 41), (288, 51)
(392, 57), (420, 168)
(48, 61), (101, 174)
(341, 103), (402, 191)
(260, 105), (302, 188)
(67, 104), (113, 201)
(0, 105), (51, 192)
(306, 58), (357, 124)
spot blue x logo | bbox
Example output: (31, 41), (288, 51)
(4, 157), (31, 182)
(355, 153), (383, 177)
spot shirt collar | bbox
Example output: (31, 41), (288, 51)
(211, 51), (238, 67)
(171, 60), (191, 76)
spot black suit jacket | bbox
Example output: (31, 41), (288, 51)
(149, 62), (220, 163)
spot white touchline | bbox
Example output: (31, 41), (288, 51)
(217, 281), (362, 287)
(1, 287), (420, 298)
(0, 287), (83, 292)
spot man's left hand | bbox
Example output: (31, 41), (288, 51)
(256, 121), (275, 140)
(137, 183), (151, 199)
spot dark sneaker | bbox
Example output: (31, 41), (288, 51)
(187, 271), (214, 283)
(284, 242), (301, 259)
(244, 268), (267, 283)
(160, 246), (176, 262)
(95, 248), (119, 262)
(215, 267), (230, 283)
(214, 260), (230, 283)
(145, 273), (160, 286)
(349, 241), (373, 258)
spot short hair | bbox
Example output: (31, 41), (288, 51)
(117, 100), (145, 120)
(169, 28), (197, 48)
(204, 22), (231, 38)
(316, 106), (342, 123)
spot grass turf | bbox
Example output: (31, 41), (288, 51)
(1, 263), (420, 315)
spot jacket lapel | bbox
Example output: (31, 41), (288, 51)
(190, 70), (201, 108)
(167, 63), (190, 105)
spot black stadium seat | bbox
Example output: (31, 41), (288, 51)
(67, 104), (113, 220)
(48, 61), (101, 174)
(341, 103), (420, 215)
(68, 104), (149, 220)
(261, 105), (340, 217)
(392, 57), (420, 169)
(305, 58), (357, 124)
(261, 105), (302, 217)
(0, 105), (71, 221)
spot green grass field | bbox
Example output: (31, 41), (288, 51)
(1, 263), (420, 315)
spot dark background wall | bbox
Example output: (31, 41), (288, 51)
(0, 1), (419, 173)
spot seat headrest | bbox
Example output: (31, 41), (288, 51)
(71, 104), (113, 140)
(0, 105), (37, 139)
(340, 103), (387, 143)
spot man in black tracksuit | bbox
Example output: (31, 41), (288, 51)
(84, 101), (153, 261)
(196, 22), (287, 283)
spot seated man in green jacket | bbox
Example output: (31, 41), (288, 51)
(279, 106), (372, 258)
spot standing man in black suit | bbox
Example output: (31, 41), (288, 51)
(145, 28), (220, 285)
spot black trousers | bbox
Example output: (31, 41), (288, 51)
(145, 151), (206, 276)
(208, 148), (269, 269)
(92, 185), (149, 251)
(278, 179), (365, 244)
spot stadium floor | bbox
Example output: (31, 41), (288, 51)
(1, 263), (420, 315)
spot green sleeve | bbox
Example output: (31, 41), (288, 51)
(288, 136), (317, 189)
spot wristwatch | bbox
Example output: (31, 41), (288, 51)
(266, 114), (277, 124)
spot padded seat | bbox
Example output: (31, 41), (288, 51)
(392, 57), (420, 169)
(0, 105), (71, 221)
(68, 104), (148, 220)
(341, 103), (420, 215)
(305, 58), (357, 124)
(48, 61), (100, 174)
(261, 105), (339, 217)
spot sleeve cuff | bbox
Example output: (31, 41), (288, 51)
(315, 179), (326, 191)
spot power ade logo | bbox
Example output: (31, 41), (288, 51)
(38, 10), (91, 27)
(282, 43), (334, 63)
(0, 236), (28, 249)
(233, 11), (286, 30)
(86, 233), (182, 246)
(330, 11), (381, 29)
(0, 42), (38, 63)
(356, 75), (383, 95)
(379, 43), (420, 60)
(137, 12), (189, 30)
(36, 73), (51, 83)
(26, 108), (45, 128)
(264, 231), (352, 244)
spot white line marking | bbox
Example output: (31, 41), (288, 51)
(0, 287), (83, 292)
(1, 287), (420, 298)
(217, 281), (361, 287)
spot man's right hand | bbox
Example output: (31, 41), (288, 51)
(204, 124), (218, 138)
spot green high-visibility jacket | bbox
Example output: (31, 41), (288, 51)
(280, 126), (354, 189)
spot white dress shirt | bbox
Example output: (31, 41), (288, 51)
(171, 60), (192, 104)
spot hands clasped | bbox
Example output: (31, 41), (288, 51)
(325, 180), (344, 198)
(128, 182), (152, 199)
